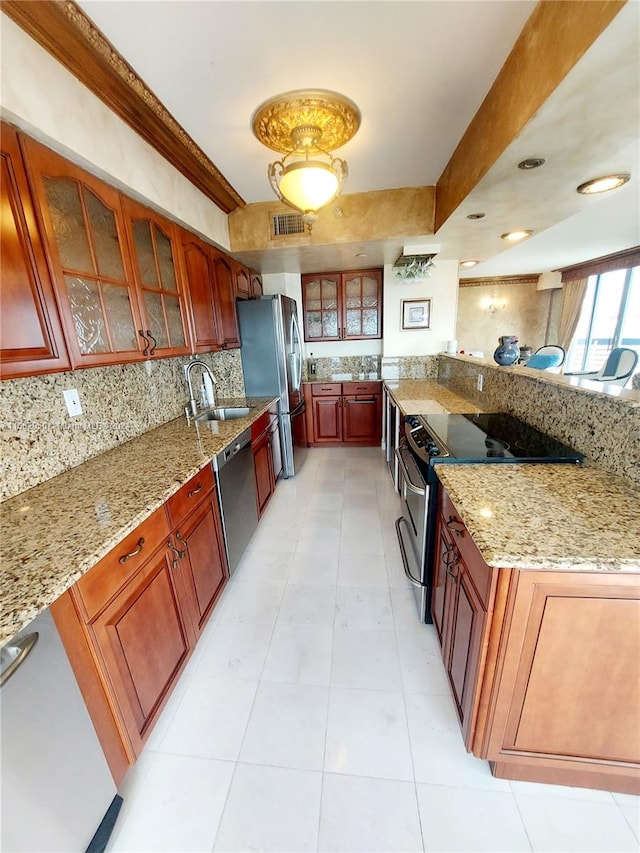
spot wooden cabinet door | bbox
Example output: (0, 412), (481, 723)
(342, 270), (382, 340)
(173, 495), (228, 635)
(302, 274), (342, 341)
(122, 197), (191, 357)
(270, 416), (283, 481)
(250, 273), (263, 299)
(313, 396), (343, 442)
(21, 137), (144, 367)
(444, 555), (487, 747)
(211, 250), (240, 349)
(253, 430), (274, 517)
(181, 234), (219, 353)
(233, 262), (251, 299)
(342, 395), (382, 442)
(432, 524), (455, 648)
(90, 546), (192, 753)
(1, 124), (70, 378)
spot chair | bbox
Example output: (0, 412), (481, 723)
(565, 347), (639, 387)
(525, 345), (565, 371)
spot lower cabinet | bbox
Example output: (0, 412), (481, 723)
(252, 404), (281, 517)
(51, 466), (229, 783)
(303, 381), (382, 446)
(432, 484), (640, 794)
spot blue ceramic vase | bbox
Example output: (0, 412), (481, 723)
(493, 336), (520, 366)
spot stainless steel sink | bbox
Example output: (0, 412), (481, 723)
(195, 406), (252, 422)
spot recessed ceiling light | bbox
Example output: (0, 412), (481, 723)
(577, 174), (630, 194)
(501, 230), (533, 242)
(355, 252), (367, 258)
(467, 212), (485, 220)
(518, 157), (546, 170)
(460, 260), (479, 268)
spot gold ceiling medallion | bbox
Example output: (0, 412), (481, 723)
(252, 89), (361, 231)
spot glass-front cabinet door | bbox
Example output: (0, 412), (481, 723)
(301, 274), (342, 341)
(343, 271), (382, 339)
(122, 198), (190, 357)
(22, 138), (144, 367)
(301, 270), (382, 342)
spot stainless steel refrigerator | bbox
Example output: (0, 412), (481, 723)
(237, 295), (307, 477)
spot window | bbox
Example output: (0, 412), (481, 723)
(567, 265), (639, 373)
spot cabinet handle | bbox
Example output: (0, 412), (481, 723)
(446, 516), (465, 537)
(188, 483), (203, 498)
(446, 565), (458, 582)
(442, 547), (459, 569)
(168, 538), (186, 560)
(176, 531), (187, 557)
(119, 537), (145, 563)
(138, 330), (150, 357)
(146, 330), (157, 355)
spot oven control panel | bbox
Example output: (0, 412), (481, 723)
(404, 416), (448, 459)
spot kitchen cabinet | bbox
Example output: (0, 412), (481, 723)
(432, 485), (640, 794)
(433, 491), (494, 747)
(180, 235), (240, 352)
(301, 269), (382, 342)
(165, 465), (228, 635)
(303, 381), (382, 446)
(233, 260), (251, 300)
(52, 467), (229, 780)
(251, 404), (281, 516)
(250, 273), (263, 299)
(211, 249), (241, 349)
(0, 123), (70, 379)
(121, 197), (191, 357)
(21, 136), (146, 368)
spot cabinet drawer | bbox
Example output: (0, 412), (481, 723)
(311, 383), (342, 396)
(166, 464), (215, 528)
(342, 381), (380, 396)
(440, 490), (493, 608)
(76, 506), (170, 621)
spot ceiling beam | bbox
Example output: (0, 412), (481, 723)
(435, 0), (626, 231)
(1, 0), (245, 214)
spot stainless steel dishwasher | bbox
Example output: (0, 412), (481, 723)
(214, 427), (258, 574)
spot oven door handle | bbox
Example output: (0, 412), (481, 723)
(395, 446), (426, 496)
(395, 516), (428, 589)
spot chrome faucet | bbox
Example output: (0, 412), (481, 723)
(184, 359), (217, 417)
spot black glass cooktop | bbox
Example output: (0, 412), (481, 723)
(411, 412), (584, 463)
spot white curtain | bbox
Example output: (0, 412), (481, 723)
(558, 277), (588, 353)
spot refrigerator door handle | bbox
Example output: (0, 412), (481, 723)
(290, 311), (303, 393)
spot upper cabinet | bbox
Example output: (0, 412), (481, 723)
(232, 261), (251, 300)
(301, 269), (383, 342)
(211, 250), (240, 349)
(21, 137), (146, 368)
(0, 124), (70, 378)
(121, 197), (191, 357)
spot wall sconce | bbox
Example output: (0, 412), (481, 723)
(482, 298), (507, 314)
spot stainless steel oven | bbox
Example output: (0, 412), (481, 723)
(395, 411), (584, 624)
(394, 443), (431, 620)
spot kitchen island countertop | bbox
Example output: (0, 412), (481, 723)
(384, 378), (482, 414)
(0, 397), (276, 645)
(435, 462), (640, 573)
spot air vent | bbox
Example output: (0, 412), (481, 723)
(271, 213), (305, 237)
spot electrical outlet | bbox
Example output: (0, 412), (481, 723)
(477, 373), (484, 392)
(63, 388), (82, 417)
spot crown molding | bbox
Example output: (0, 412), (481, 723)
(460, 274), (539, 288)
(2, 0), (245, 214)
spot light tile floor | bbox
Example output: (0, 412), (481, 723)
(107, 446), (639, 853)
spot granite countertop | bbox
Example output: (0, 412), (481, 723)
(435, 463), (640, 573)
(383, 379), (483, 415)
(304, 375), (382, 383)
(0, 397), (276, 645)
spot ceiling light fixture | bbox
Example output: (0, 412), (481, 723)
(576, 174), (630, 195)
(501, 229), (533, 242)
(467, 212), (486, 220)
(460, 260), (479, 268)
(252, 89), (361, 232)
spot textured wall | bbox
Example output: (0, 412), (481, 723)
(438, 355), (640, 486)
(0, 351), (244, 500)
(456, 281), (553, 358)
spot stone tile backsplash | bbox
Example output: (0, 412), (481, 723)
(437, 355), (640, 487)
(0, 351), (245, 501)
(302, 355), (438, 381)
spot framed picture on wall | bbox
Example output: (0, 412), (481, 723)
(401, 298), (432, 330)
